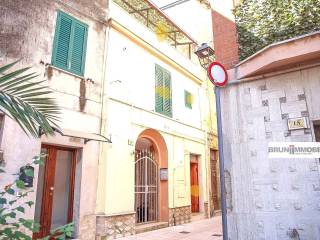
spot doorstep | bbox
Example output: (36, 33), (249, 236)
(135, 222), (169, 234)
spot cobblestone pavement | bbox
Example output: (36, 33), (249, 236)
(117, 216), (222, 240)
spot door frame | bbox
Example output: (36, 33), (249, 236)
(34, 144), (77, 239)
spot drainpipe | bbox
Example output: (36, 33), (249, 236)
(201, 84), (211, 218)
(203, 127), (210, 218)
(96, 20), (111, 213)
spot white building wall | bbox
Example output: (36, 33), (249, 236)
(107, 29), (203, 129)
(102, 26), (208, 213)
(221, 65), (320, 240)
(98, 1), (211, 218)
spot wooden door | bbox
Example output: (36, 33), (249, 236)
(33, 145), (77, 239)
(190, 162), (199, 213)
(210, 150), (220, 210)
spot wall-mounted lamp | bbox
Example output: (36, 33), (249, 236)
(194, 43), (215, 69)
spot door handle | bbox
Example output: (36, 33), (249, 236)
(49, 186), (54, 196)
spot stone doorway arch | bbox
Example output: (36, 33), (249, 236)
(135, 129), (168, 223)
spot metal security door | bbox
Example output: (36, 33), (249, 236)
(135, 150), (158, 223)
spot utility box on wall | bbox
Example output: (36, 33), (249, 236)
(160, 168), (168, 181)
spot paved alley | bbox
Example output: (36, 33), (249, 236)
(117, 217), (222, 240)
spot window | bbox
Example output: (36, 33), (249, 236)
(52, 11), (88, 76)
(155, 64), (172, 117)
(184, 90), (193, 109)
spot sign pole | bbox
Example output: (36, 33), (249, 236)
(215, 86), (228, 240)
(207, 61), (228, 240)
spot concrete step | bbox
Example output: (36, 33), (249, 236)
(135, 222), (169, 234)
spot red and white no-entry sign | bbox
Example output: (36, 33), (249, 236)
(207, 62), (228, 87)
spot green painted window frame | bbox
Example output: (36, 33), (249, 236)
(51, 11), (88, 76)
(155, 64), (172, 118)
(184, 90), (192, 109)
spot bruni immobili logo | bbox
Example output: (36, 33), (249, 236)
(268, 142), (320, 158)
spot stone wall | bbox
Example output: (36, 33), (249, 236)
(169, 206), (191, 226)
(221, 65), (320, 240)
(204, 202), (209, 218)
(78, 214), (96, 240)
(96, 213), (135, 239)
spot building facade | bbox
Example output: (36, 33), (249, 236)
(95, 0), (218, 239)
(0, 0), (219, 239)
(0, 1), (108, 239)
(221, 32), (320, 239)
(210, 1), (320, 239)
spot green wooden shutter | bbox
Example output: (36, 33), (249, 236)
(155, 64), (172, 117)
(52, 11), (88, 76)
(163, 70), (172, 117)
(155, 64), (164, 113)
(70, 22), (87, 75)
(53, 13), (72, 70)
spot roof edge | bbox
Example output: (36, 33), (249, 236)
(235, 30), (320, 67)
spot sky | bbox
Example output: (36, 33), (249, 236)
(151, 0), (213, 44)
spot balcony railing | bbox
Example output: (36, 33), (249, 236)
(112, 0), (198, 61)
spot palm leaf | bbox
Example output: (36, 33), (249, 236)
(0, 61), (60, 137)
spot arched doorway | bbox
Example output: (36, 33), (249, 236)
(135, 129), (168, 224)
(135, 138), (158, 223)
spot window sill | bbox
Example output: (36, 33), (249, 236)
(47, 65), (85, 80)
(155, 111), (172, 119)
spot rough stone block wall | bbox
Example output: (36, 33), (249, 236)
(169, 206), (191, 226)
(221, 66), (320, 240)
(209, 193), (215, 217)
(96, 213), (135, 239)
(78, 214), (96, 240)
(204, 202), (209, 218)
